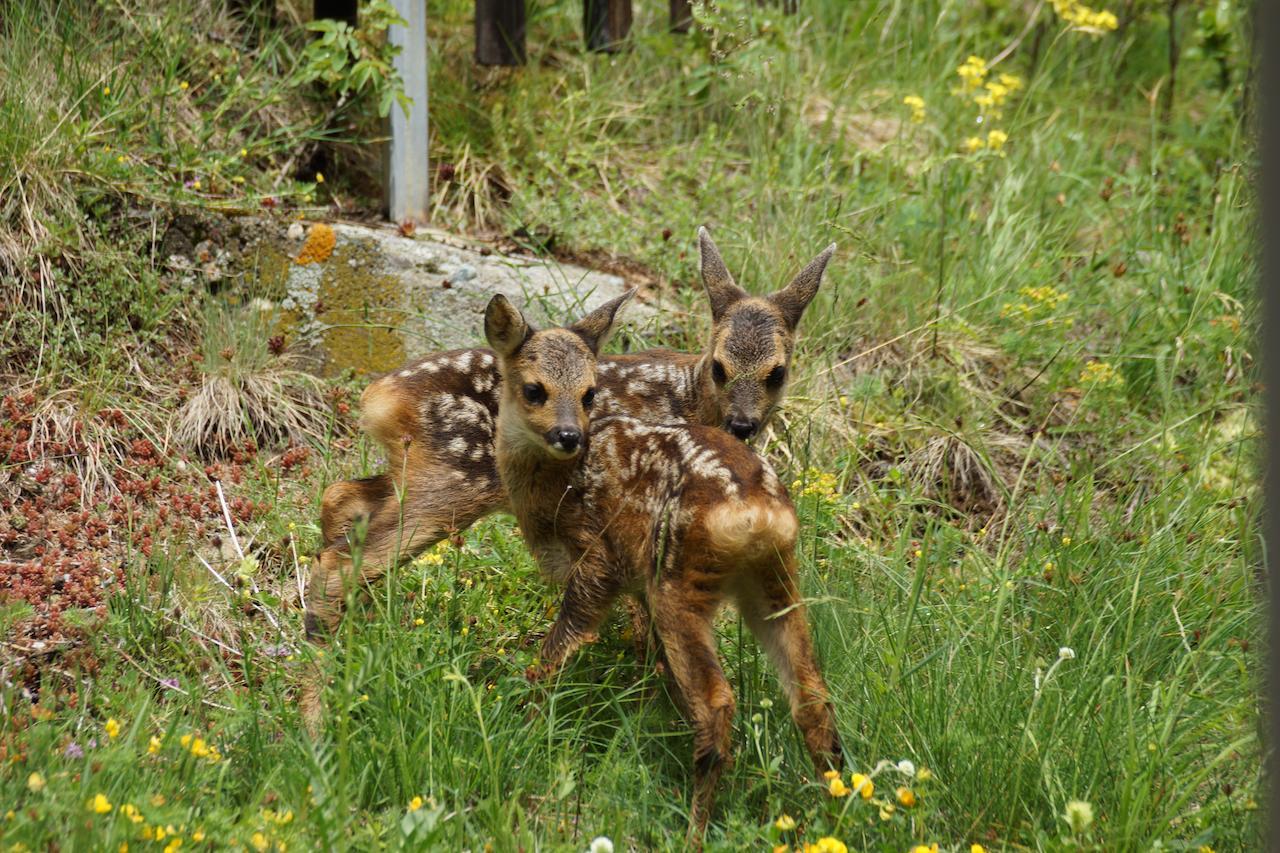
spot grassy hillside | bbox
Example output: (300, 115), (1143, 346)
(0, 0), (1259, 850)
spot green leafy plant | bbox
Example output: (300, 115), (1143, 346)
(295, 0), (411, 118)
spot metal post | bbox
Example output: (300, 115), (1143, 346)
(389, 0), (429, 224)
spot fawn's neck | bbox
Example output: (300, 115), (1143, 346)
(494, 407), (580, 537)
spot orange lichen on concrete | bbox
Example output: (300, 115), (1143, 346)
(295, 223), (337, 265)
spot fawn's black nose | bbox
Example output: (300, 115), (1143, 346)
(727, 417), (759, 440)
(547, 426), (582, 453)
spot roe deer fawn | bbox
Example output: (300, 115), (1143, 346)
(301, 228), (835, 735)
(484, 290), (843, 840)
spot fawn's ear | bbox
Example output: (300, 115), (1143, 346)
(569, 289), (636, 355)
(698, 226), (748, 322)
(484, 294), (532, 357)
(768, 242), (836, 330)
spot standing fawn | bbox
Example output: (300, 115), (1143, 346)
(484, 290), (843, 840)
(301, 228), (835, 734)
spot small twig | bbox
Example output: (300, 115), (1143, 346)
(213, 480), (282, 632)
(990, 0), (1046, 68)
(214, 480), (244, 560)
(195, 552), (236, 593)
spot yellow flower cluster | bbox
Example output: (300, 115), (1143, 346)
(791, 468), (840, 501)
(105, 717), (121, 739)
(955, 55), (988, 91)
(964, 129), (1010, 155)
(973, 73), (1023, 118)
(1051, 0), (1119, 34)
(178, 732), (223, 762)
(952, 56), (1022, 155)
(1001, 284), (1070, 320)
(1079, 360), (1124, 387)
(413, 540), (451, 568)
(803, 839), (847, 853)
(902, 95), (926, 123)
(824, 768), (873, 799)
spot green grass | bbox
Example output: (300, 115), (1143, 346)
(0, 0), (1260, 851)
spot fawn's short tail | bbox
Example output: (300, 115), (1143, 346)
(704, 499), (798, 560)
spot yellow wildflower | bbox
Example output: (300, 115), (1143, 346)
(250, 833), (270, 852)
(89, 793), (113, 814)
(987, 129), (1009, 152)
(1051, 0), (1119, 34)
(193, 830), (206, 842)
(149, 735), (163, 755)
(774, 814), (797, 831)
(955, 55), (988, 90)
(103, 86), (111, 95)
(805, 839), (847, 853)
(414, 618), (425, 626)
(774, 847), (789, 853)
(964, 136), (984, 153)
(1079, 360), (1124, 387)
(408, 796), (424, 812)
(27, 772), (45, 793)
(120, 804), (144, 823)
(315, 172), (325, 184)
(902, 95), (926, 123)
(163, 840), (182, 853)
(105, 717), (121, 739)
(910, 846), (939, 853)
(827, 776), (851, 798)
(179, 81), (189, 90)
(998, 72), (1024, 91)
(971, 845), (987, 853)
(896, 786), (917, 807)
(850, 773), (874, 799)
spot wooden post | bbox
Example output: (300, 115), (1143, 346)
(389, 0), (429, 224)
(670, 0), (693, 33)
(583, 0), (632, 52)
(313, 0), (357, 25)
(476, 0), (527, 65)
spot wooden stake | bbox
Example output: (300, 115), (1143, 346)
(476, 0), (527, 66)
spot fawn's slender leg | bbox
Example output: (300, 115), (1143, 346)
(651, 587), (734, 845)
(736, 557), (843, 774)
(530, 556), (623, 679)
(300, 470), (500, 735)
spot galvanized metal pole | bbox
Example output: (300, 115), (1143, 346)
(389, 0), (429, 224)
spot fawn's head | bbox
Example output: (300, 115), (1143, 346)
(697, 227), (836, 441)
(485, 291), (635, 460)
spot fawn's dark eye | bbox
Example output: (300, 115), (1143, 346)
(582, 388), (596, 409)
(766, 365), (786, 390)
(523, 383), (547, 406)
(711, 360), (727, 385)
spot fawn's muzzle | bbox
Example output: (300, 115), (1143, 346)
(726, 417), (759, 441)
(546, 426), (582, 454)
